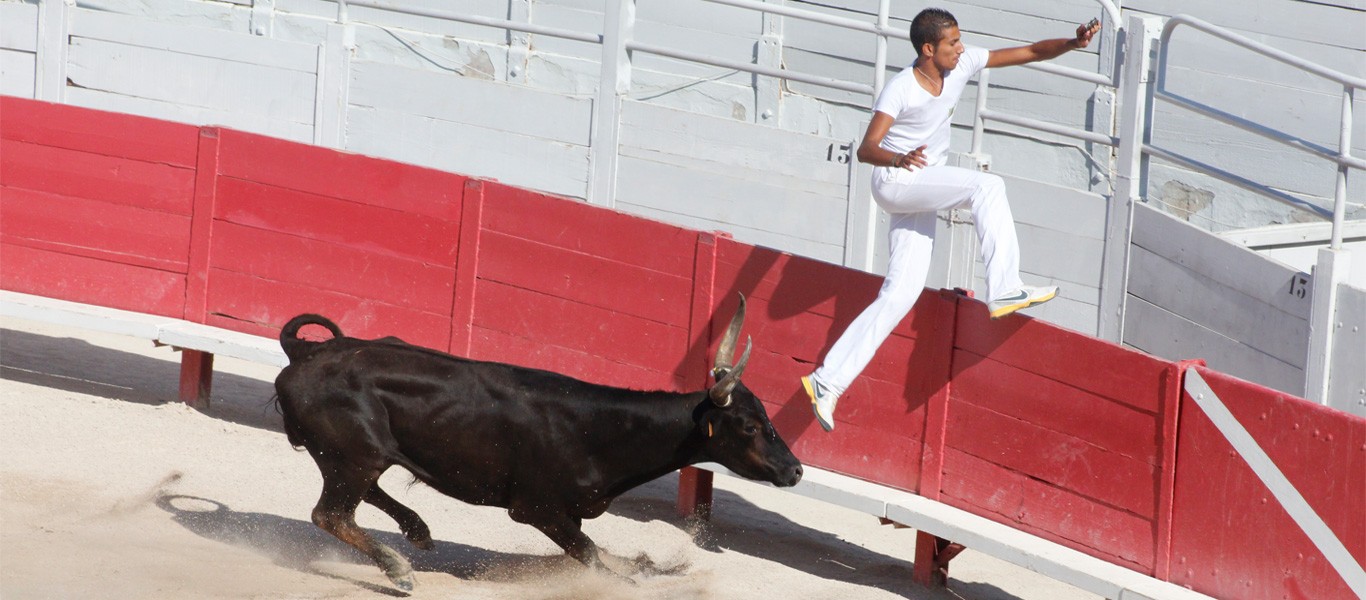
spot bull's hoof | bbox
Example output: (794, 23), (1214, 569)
(379, 546), (416, 591)
(385, 567), (415, 592)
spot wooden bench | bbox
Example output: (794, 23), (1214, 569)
(1, 290), (1214, 599)
(1, 290), (284, 407)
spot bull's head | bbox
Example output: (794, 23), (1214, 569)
(700, 293), (803, 487)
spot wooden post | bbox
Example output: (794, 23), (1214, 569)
(178, 349), (214, 408)
(676, 467), (714, 519)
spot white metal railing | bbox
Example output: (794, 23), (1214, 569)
(1155, 14), (1364, 250)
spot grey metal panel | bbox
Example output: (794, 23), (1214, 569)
(1328, 283), (1366, 416)
(349, 61), (593, 145)
(1124, 296), (1307, 395)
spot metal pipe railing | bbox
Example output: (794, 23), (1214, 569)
(626, 40), (873, 95)
(1144, 144), (1335, 219)
(1157, 14), (1363, 249)
(341, 0), (601, 45)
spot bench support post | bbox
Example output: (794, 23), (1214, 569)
(676, 466), (714, 519)
(914, 531), (965, 586)
(178, 350), (214, 409)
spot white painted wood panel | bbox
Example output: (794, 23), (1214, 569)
(1327, 284), (1365, 416)
(66, 37), (317, 124)
(1133, 204), (1316, 318)
(620, 101), (848, 187)
(349, 61), (593, 145)
(64, 87), (315, 142)
(614, 153), (847, 246)
(0, 1), (37, 97)
(1124, 296), (1306, 395)
(345, 105), (590, 200)
(1127, 244), (1309, 368)
(1, 2), (37, 51)
(617, 200), (847, 265)
(70, 8), (315, 71)
(0, 50), (35, 97)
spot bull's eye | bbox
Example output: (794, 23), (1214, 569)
(743, 424), (759, 436)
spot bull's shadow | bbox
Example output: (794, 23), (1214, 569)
(153, 493), (587, 596)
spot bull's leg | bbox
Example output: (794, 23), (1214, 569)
(363, 483), (433, 550)
(508, 507), (600, 568)
(312, 466), (416, 591)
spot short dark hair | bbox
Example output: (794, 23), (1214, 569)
(910, 8), (958, 56)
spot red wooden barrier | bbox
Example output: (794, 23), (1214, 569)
(1171, 366), (1364, 600)
(3, 97), (1361, 597)
(1, 99), (199, 317)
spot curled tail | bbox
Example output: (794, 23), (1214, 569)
(279, 314), (344, 363)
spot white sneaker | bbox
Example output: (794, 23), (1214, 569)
(802, 375), (839, 432)
(988, 285), (1059, 319)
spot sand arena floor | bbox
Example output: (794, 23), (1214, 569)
(1, 316), (1099, 600)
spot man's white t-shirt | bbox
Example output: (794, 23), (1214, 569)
(873, 46), (989, 168)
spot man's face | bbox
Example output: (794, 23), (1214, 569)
(927, 26), (965, 70)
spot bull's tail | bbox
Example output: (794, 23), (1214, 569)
(279, 314), (344, 363)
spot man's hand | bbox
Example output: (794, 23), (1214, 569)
(1073, 18), (1101, 49)
(893, 145), (928, 171)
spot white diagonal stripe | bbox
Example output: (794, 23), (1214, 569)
(1185, 368), (1365, 598)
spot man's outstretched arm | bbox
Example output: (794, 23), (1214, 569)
(986, 19), (1101, 68)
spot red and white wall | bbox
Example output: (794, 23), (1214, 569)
(2, 97), (1360, 600)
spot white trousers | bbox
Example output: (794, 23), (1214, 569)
(812, 164), (1023, 396)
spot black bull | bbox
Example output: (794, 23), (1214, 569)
(273, 295), (803, 590)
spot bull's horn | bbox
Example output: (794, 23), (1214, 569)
(709, 336), (751, 406)
(712, 293), (746, 375)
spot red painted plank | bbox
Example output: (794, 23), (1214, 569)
(473, 281), (689, 377)
(1195, 368), (1365, 563)
(941, 449), (1155, 573)
(1168, 368), (1364, 600)
(0, 97), (200, 166)
(470, 326), (684, 391)
(204, 269), (451, 349)
(715, 238), (883, 322)
(450, 180), (483, 356)
(954, 305), (1168, 413)
(0, 244), (186, 317)
(950, 352), (1161, 464)
(482, 181), (697, 276)
(214, 177), (459, 265)
(1, 187), (192, 268)
(210, 222), (456, 315)
(215, 129), (464, 222)
(789, 420), (923, 492)
(185, 128), (221, 323)
(478, 230), (692, 326)
(1, 140), (197, 215)
(945, 399), (1157, 518)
